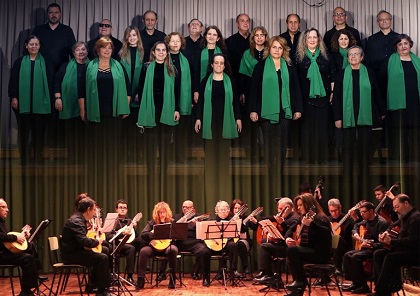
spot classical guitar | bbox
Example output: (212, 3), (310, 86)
(354, 225), (374, 250)
(237, 206), (263, 240)
(150, 209), (196, 251)
(205, 204), (248, 250)
(86, 207), (106, 253)
(3, 224), (32, 253)
(293, 206), (316, 246)
(256, 206), (288, 244)
(331, 200), (365, 235)
(113, 212), (143, 244)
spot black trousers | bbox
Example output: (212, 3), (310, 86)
(0, 252), (38, 292)
(137, 245), (178, 278)
(179, 241), (211, 275)
(343, 248), (374, 286)
(287, 245), (328, 282)
(111, 243), (136, 274)
(259, 242), (287, 275)
(62, 250), (110, 290)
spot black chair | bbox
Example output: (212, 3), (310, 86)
(47, 236), (88, 296)
(150, 254), (183, 288)
(0, 264), (21, 296)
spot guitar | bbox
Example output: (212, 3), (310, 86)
(121, 212), (142, 244)
(237, 206), (263, 240)
(256, 206), (288, 244)
(354, 225), (374, 250)
(374, 182), (400, 224)
(331, 200), (365, 235)
(294, 206), (316, 245)
(205, 204), (248, 250)
(150, 210), (197, 251)
(188, 212), (210, 223)
(3, 224), (32, 253)
(86, 207), (106, 253)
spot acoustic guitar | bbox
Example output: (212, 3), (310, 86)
(256, 206), (288, 244)
(125, 212), (142, 244)
(293, 206), (316, 246)
(331, 200), (364, 235)
(354, 225), (374, 250)
(86, 207), (105, 253)
(3, 224), (32, 253)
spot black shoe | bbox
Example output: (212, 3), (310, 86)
(157, 270), (166, 281)
(342, 283), (358, 292)
(126, 277), (136, 286)
(18, 292), (34, 296)
(351, 285), (371, 294)
(191, 272), (201, 280)
(253, 271), (265, 280)
(85, 284), (98, 293)
(284, 290), (304, 296)
(38, 275), (49, 283)
(202, 274), (210, 287)
(254, 275), (272, 283)
(285, 281), (306, 290)
(259, 276), (275, 285)
(168, 277), (175, 289)
(136, 277), (145, 290)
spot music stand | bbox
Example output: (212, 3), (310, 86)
(28, 219), (51, 243)
(197, 220), (243, 289)
(152, 222), (188, 289)
(101, 213), (119, 233)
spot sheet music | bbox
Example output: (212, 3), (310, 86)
(258, 219), (284, 240)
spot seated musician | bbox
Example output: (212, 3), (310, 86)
(374, 185), (398, 223)
(136, 201), (178, 290)
(106, 199), (145, 285)
(328, 198), (356, 275)
(61, 196), (110, 296)
(205, 200), (241, 279)
(0, 198), (39, 296)
(230, 198), (258, 278)
(373, 194), (420, 296)
(342, 201), (388, 294)
(284, 193), (332, 296)
(254, 197), (299, 284)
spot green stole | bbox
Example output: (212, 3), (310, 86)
(60, 58), (89, 119)
(387, 52), (420, 110)
(305, 48), (326, 98)
(18, 54), (51, 114)
(200, 46), (222, 81)
(239, 49), (258, 77)
(85, 58), (130, 122)
(177, 52), (192, 115)
(137, 61), (178, 127)
(261, 56), (292, 123)
(202, 73), (238, 139)
(120, 49), (143, 107)
(342, 64), (372, 128)
(339, 47), (349, 69)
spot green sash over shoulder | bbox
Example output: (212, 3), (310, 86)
(18, 54), (51, 114)
(342, 64), (372, 128)
(339, 47), (349, 69)
(120, 50), (142, 108)
(60, 59), (88, 119)
(85, 58), (130, 122)
(387, 52), (420, 111)
(261, 56), (292, 123)
(202, 73), (238, 139)
(200, 46), (222, 81)
(305, 48), (326, 98)
(239, 49), (258, 77)
(178, 52), (192, 115)
(137, 61), (178, 127)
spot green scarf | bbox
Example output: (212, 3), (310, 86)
(339, 47), (349, 69)
(202, 73), (238, 139)
(305, 48), (326, 98)
(342, 64), (372, 128)
(239, 49), (258, 77)
(60, 59), (89, 119)
(261, 56), (292, 123)
(120, 49), (143, 107)
(85, 58), (130, 122)
(137, 61), (178, 127)
(200, 46), (222, 81)
(387, 52), (420, 111)
(18, 54), (51, 114)
(177, 52), (192, 115)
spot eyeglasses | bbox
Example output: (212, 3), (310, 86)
(348, 52), (361, 57)
(333, 13), (346, 17)
(118, 206), (127, 210)
(99, 24), (112, 28)
(218, 208), (229, 213)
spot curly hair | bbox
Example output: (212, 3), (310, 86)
(152, 201), (173, 224)
(201, 25), (227, 52)
(330, 29), (357, 52)
(164, 32), (186, 51)
(295, 28), (328, 63)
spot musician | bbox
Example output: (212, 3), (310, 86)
(61, 196), (110, 296)
(342, 201), (388, 294)
(254, 197), (299, 284)
(105, 199), (144, 285)
(136, 201), (178, 290)
(208, 200), (241, 279)
(328, 198), (356, 275)
(230, 198), (258, 278)
(0, 198), (39, 296)
(284, 193), (332, 296)
(374, 185), (398, 223)
(373, 194), (420, 296)
(173, 200), (212, 286)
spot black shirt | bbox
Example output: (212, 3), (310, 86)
(87, 35), (122, 61)
(226, 32), (250, 77)
(365, 30), (399, 72)
(279, 31), (301, 62)
(184, 35), (204, 64)
(140, 28), (166, 63)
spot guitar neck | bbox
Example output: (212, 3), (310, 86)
(333, 212), (350, 232)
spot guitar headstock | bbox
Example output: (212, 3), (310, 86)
(132, 212), (143, 224)
(196, 213), (210, 221)
(306, 205), (317, 220)
(253, 207), (264, 216)
(22, 224), (32, 236)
